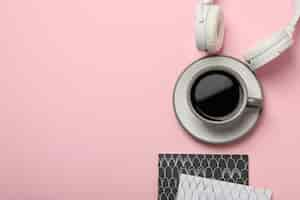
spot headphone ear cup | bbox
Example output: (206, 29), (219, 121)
(244, 30), (293, 70)
(195, 5), (208, 52)
(195, 4), (225, 54)
(206, 6), (225, 53)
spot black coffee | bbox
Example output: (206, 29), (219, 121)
(190, 71), (242, 121)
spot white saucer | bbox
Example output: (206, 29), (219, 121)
(173, 56), (263, 144)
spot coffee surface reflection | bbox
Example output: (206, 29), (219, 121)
(190, 71), (242, 121)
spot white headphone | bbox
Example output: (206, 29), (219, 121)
(196, 0), (300, 70)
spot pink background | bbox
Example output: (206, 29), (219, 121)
(0, 0), (299, 199)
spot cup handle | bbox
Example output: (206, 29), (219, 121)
(247, 97), (263, 109)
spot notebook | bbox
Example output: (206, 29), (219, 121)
(158, 154), (249, 200)
(177, 174), (271, 200)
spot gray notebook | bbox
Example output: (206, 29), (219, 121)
(158, 154), (249, 200)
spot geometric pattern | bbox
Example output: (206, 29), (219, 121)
(177, 174), (272, 200)
(158, 154), (249, 200)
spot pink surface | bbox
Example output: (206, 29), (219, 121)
(0, 0), (299, 199)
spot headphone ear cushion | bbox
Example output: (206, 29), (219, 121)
(206, 6), (225, 53)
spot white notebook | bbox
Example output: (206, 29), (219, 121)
(177, 174), (272, 200)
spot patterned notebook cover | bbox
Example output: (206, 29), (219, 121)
(177, 174), (272, 200)
(158, 154), (249, 200)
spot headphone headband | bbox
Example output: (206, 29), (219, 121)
(244, 0), (300, 70)
(202, 0), (214, 4)
(296, 0), (300, 14)
(286, 0), (300, 34)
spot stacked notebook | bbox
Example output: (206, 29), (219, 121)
(158, 154), (271, 200)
